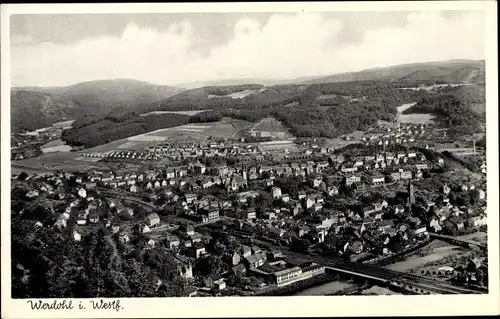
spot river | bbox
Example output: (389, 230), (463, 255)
(293, 280), (359, 296)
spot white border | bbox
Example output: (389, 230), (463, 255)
(1, 2), (499, 318)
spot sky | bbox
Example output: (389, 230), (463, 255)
(10, 11), (485, 87)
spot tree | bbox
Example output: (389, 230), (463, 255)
(17, 172), (29, 181)
(475, 268), (484, 286)
(194, 255), (226, 280)
(291, 237), (311, 252)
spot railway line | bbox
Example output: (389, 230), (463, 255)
(230, 231), (481, 295)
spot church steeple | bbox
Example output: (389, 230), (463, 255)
(408, 180), (415, 207)
(241, 163), (247, 182)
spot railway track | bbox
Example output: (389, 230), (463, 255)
(234, 233), (480, 295)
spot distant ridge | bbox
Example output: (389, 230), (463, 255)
(11, 79), (183, 133)
(172, 59), (485, 88)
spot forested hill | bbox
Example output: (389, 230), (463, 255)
(11, 79), (182, 133)
(62, 81), (428, 148)
(402, 84), (486, 135)
(298, 60), (485, 85)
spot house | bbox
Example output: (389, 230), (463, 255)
(185, 224), (195, 236)
(344, 175), (361, 186)
(378, 220), (395, 234)
(415, 225), (428, 238)
(271, 187), (282, 199)
(468, 215), (487, 228)
(312, 177), (323, 188)
(224, 251), (241, 266)
(441, 184), (451, 195)
(73, 230), (81, 242)
(476, 189), (486, 200)
(429, 217), (442, 232)
(188, 244), (206, 259)
(190, 233), (203, 245)
(203, 209), (219, 223)
(185, 193), (197, 204)
(251, 245), (262, 254)
(269, 226), (286, 238)
(281, 193), (290, 203)
(142, 225), (151, 233)
(240, 245), (252, 258)
(231, 264), (247, 275)
(443, 216), (464, 233)
(76, 213), (87, 225)
(415, 163), (428, 170)
(341, 166), (358, 173)
(119, 233), (130, 243)
(194, 163), (207, 175)
(166, 235), (181, 249)
(313, 203), (323, 212)
(244, 252), (267, 268)
(129, 185), (138, 193)
(305, 196), (316, 209)
(213, 278), (226, 291)
(89, 213), (99, 224)
(147, 239), (156, 248)
(297, 191), (307, 200)
(390, 172), (401, 181)
(267, 249), (284, 260)
(327, 186), (339, 196)
(146, 213), (160, 227)
(360, 205), (376, 218)
(400, 171), (413, 180)
(371, 175), (385, 185)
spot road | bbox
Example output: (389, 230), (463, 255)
(99, 190), (158, 210)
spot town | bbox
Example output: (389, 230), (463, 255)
(11, 117), (488, 297)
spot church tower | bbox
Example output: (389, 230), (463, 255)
(241, 163), (247, 182)
(408, 180), (415, 206)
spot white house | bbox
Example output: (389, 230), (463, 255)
(271, 187), (282, 199)
(78, 188), (87, 198)
(73, 230), (81, 242)
(146, 213), (160, 227)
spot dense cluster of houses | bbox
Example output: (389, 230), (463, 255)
(11, 131), (488, 296)
(82, 141), (264, 162)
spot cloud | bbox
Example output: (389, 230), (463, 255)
(11, 11), (485, 87)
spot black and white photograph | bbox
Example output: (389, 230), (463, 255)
(1, 2), (498, 318)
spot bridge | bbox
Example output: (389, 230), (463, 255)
(303, 253), (481, 295)
(429, 232), (487, 250)
(234, 234), (481, 295)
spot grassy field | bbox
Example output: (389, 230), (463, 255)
(141, 118), (253, 141)
(396, 102), (436, 124)
(140, 109), (209, 116)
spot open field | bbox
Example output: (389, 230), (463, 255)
(208, 89), (257, 99)
(40, 139), (73, 153)
(141, 118), (253, 141)
(385, 242), (462, 272)
(52, 120), (75, 129)
(140, 109), (209, 116)
(252, 117), (288, 133)
(258, 140), (299, 152)
(325, 130), (366, 149)
(397, 102), (436, 124)
(399, 84), (472, 91)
